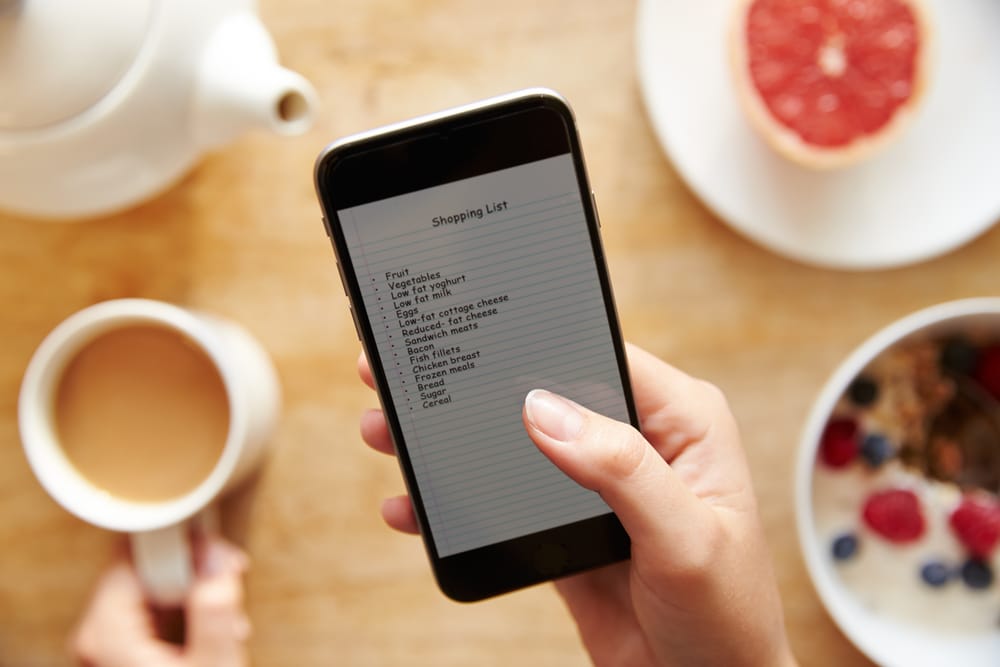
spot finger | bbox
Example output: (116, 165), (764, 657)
(71, 557), (181, 667)
(89, 558), (148, 611)
(360, 409), (395, 456)
(553, 563), (643, 665)
(554, 560), (631, 618)
(623, 342), (742, 465)
(186, 575), (250, 667)
(381, 495), (420, 534)
(523, 389), (718, 565)
(191, 531), (249, 576)
(357, 350), (375, 390)
(186, 539), (251, 667)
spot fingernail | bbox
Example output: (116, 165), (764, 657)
(234, 614), (253, 640)
(228, 543), (250, 572)
(202, 541), (228, 577)
(525, 389), (584, 442)
(202, 540), (248, 577)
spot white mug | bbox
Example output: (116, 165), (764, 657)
(18, 299), (281, 605)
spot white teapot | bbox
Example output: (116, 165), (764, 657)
(0, 0), (317, 220)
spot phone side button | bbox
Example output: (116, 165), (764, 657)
(335, 260), (348, 296)
(348, 306), (362, 340)
(321, 216), (333, 237)
(591, 191), (601, 228)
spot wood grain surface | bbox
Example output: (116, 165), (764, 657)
(1, 1), (997, 665)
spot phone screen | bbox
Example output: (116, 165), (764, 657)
(318, 92), (633, 597)
(337, 152), (630, 557)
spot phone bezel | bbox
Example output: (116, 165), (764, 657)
(315, 89), (636, 601)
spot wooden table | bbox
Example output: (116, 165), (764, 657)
(1, 1), (997, 664)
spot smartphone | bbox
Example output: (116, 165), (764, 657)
(314, 89), (637, 601)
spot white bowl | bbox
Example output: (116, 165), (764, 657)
(796, 298), (1000, 667)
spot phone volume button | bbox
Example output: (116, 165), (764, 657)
(335, 260), (348, 296)
(591, 191), (601, 228)
(321, 216), (333, 237)
(348, 306), (362, 340)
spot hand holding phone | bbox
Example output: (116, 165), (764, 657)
(316, 89), (635, 600)
(359, 344), (799, 667)
(326, 88), (796, 663)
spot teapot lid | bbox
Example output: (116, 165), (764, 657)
(0, 0), (155, 131)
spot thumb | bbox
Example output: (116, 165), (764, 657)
(523, 389), (716, 561)
(185, 539), (251, 667)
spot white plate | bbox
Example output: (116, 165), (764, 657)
(636, 0), (1000, 270)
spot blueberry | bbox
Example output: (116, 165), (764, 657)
(919, 561), (952, 587)
(940, 337), (979, 376)
(847, 376), (879, 407)
(960, 558), (994, 590)
(831, 533), (859, 561)
(860, 433), (894, 468)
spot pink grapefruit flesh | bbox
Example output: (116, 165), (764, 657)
(733, 0), (929, 167)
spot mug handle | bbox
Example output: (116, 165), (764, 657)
(131, 524), (192, 607)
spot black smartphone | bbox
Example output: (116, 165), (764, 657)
(314, 89), (637, 601)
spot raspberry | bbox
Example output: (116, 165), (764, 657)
(862, 489), (925, 543)
(819, 418), (859, 468)
(949, 496), (1000, 558)
(974, 345), (1000, 399)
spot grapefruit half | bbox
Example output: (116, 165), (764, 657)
(731, 0), (931, 169)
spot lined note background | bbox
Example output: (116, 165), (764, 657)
(340, 155), (629, 557)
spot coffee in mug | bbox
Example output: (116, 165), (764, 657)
(55, 325), (231, 503)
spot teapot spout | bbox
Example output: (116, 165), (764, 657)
(192, 12), (317, 148)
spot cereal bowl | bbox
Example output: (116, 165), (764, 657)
(796, 298), (1000, 667)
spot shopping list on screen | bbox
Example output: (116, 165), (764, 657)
(338, 154), (630, 557)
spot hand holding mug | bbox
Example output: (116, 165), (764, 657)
(72, 532), (251, 667)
